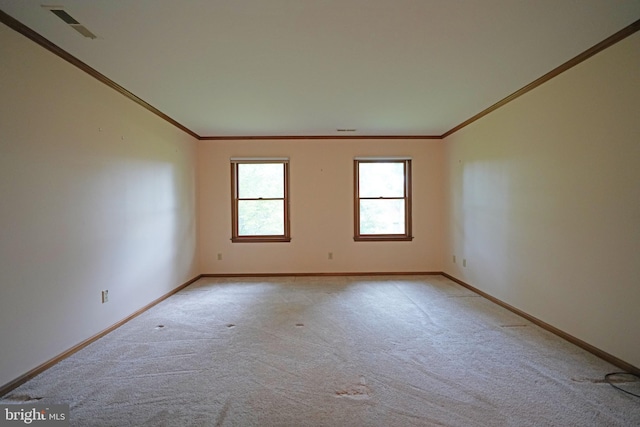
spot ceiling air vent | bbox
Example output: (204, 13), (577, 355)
(42, 5), (97, 39)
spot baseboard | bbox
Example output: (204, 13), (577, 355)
(0, 274), (202, 397)
(441, 272), (640, 376)
(201, 271), (442, 277)
(3, 271), (638, 397)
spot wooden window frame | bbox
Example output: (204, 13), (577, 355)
(231, 158), (291, 243)
(354, 158), (413, 242)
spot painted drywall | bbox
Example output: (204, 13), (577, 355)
(444, 32), (640, 367)
(0, 24), (198, 387)
(198, 139), (444, 274)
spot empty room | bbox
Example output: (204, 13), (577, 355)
(1, 1), (639, 425)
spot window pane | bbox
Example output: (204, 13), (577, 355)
(360, 199), (405, 234)
(238, 163), (284, 199)
(359, 162), (404, 197)
(238, 200), (284, 235)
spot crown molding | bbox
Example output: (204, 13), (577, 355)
(2, 10), (638, 142)
(198, 134), (442, 140)
(441, 18), (640, 138)
(0, 9), (200, 140)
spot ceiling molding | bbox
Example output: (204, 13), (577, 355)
(198, 135), (442, 140)
(0, 9), (200, 140)
(441, 17), (640, 139)
(2, 9), (638, 142)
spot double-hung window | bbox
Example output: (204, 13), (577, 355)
(231, 158), (290, 242)
(354, 157), (412, 241)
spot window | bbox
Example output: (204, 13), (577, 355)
(231, 158), (290, 242)
(354, 158), (412, 241)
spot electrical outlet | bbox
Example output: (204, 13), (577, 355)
(453, 255), (456, 263)
(101, 290), (109, 304)
(328, 252), (333, 260)
(217, 253), (222, 261)
(463, 259), (467, 268)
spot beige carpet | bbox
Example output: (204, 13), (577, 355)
(2, 275), (639, 426)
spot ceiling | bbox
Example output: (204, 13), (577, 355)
(1, 1), (639, 138)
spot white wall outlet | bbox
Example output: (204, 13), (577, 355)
(328, 252), (333, 260)
(463, 259), (467, 267)
(453, 255), (456, 263)
(101, 290), (109, 304)
(217, 253), (222, 261)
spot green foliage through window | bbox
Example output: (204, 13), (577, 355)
(232, 160), (290, 242)
(355, 159), (412, 241)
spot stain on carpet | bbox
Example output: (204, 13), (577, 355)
(3, 394), (43, 402)
(214, 397), (231, 427)
(336, 376), (371, 400)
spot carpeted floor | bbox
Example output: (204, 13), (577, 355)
(2, 275), (639, 426)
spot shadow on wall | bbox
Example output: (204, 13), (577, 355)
(114, 157), (196, 303)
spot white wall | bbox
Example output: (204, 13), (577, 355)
(0, 23), (199, 387)
(2, 13), (638, 389)
(198, 139), (444, 274)
(444, 32), (640, 367)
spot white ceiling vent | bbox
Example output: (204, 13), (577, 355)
(42, 5), (97, 39)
